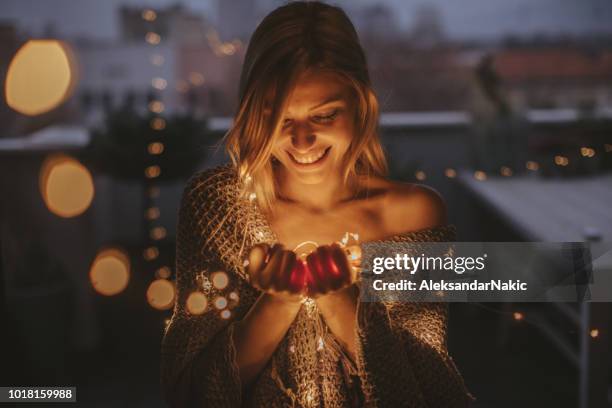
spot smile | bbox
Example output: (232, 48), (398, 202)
(288, 146), (331, 165)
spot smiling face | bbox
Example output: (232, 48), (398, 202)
(270, 69), (356, 185)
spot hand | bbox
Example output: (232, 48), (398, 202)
(246, 243), (305, 304)
(304, 243), (356, 298)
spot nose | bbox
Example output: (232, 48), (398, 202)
(290, 121), (316, 152)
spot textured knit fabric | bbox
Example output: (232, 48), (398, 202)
(160, 163), (476, 408)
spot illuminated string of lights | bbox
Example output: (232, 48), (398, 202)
(470, 303), (602, 343)
(139, 7), (176, 312)
(413, 144), (610, 182)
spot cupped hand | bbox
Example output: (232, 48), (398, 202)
(304, 243), (356, 298)
(245, 243), (305, 304)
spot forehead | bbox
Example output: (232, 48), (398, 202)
(283, 70), (351, 112)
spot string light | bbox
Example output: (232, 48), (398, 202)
(145, 207), (160, 220)
(526, 161), (539, 171)
(148, 100), (165, 114)
(156, 266), (172, 279)
(580, 147), (595, 158)
(445, 168), (456, 178)
(143, 246), (159, 261)
(474, 170), (487, 181)
(142, 9), (157, 22)
(214, 296), (228, 310)
(590, 328), (599, 338)
(188, 72), (205, 86)
(186, 292), (208, 315)
(415, 170), (426, 181)
(151, 77), (167, 90)
(147, 279), (175, 310)
(220, 309), (231, 319)
(229, 291), (239, 302)
(150, 117), (166, 130)
(211, 271), (229, 290)
(145, 165), (161, 178)
(150, 226), (167, 240)
(147, 142), (165, 155)
(513, 311), (524, 321)
(554, 155), (569, 166)
(500, 166), (513, 177)
(145, 32), (161, 45)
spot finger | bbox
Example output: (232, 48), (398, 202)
(320, 245), (344, 291)
(258, 244), (284, 288)
(276, 250), (298, 292)
(247, 243), (270, 276)
(307, 247), (330, 294)
(330, 243), (353, 287)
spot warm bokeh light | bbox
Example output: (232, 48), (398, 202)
(554, 155), (569, 166)
(145, 165), (161, 178)
(5, 40), (77, 116)
(500, 166), (513, 177)
(148, 142), (165, 155)
(474, 170), (487, 181)
(444, 168), (456, 178)
(526, 161), (539, 171)
(156, 266), (171, 279)
(214, 296), (228, 310)
(590, 328), (599, 338)
(211, 271), (229, 290)
(513, 312), (524, 321)
(580, 147), (595, 158)
(220, 309), (231, 319)
(147, 279), (176, 310)
(188, 72), (205, 86)
(148, 100), (165, 113)
(152, 77), (167, 90)
(143, 246), (159, 261)
(150, 226), (167, 240)
(229, 291), (239, 302)
(186, 292), (208, 315)
(145, 207), (160, 220)
(150, 117), (166, 130)
(415, 170), (426, 181)
(145, 32), (161, 45)
(40, 154), (94, 218)
(142, 9), (157, 22)
(89, 248), (130, 296)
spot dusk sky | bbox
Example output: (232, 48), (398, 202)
(2, 0), (612, 41)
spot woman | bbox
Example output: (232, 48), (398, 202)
(161, 2), (475, 407)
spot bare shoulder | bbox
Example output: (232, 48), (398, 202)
(363, 175), (448, 236)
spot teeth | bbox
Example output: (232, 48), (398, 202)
(289, 148), (327, 164)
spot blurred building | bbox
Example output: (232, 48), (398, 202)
(492, 48), (612, 111)
(216, 0), (257, 40)
(72, 4), (247, 126)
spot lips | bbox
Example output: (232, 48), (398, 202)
(287, 146), (330, 165)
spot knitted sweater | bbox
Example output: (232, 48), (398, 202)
(160, 163), (475, 407)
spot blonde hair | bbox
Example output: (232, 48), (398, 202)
(224, 1), (387, 213)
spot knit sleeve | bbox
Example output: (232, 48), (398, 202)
(354, 226), (476, 408)
(160, 171), (251, 408)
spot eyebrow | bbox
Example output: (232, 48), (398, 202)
(308, 95), (344, 112)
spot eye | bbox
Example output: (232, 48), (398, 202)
(312, 109), (339, 123)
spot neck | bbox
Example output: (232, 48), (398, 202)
(274, 167), (357, 212)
